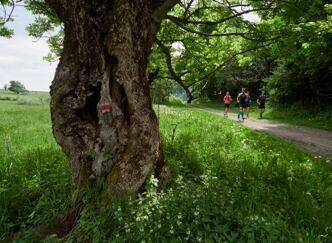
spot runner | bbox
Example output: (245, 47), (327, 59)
(237, 88), (247, 121)
(244, 90), (251, 118)
(257, 91), (267, 119)
(223, 91), (232, 117)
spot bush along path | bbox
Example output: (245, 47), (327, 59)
(199, 107), (332, 160)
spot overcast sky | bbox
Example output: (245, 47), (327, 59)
(0, 6), (57, 91)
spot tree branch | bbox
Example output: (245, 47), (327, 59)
(194, 42), (276, 91)
(165, 19), (260, 41)
(44, 0), (65, 20)
(152, 0), (180, 24)
(182, 0), (195, 18)
(155, 38), (195, 102)
(30, 0), (58, 19)
(0, 0), (14, 26)
(167, 15), (282, 42)
(148, 68), (160, 84)
(166, 7), (275, 25)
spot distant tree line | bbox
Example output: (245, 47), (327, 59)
(3, 81), (28, 94)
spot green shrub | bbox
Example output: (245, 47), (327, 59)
(17, 97), (42, 105)
(166, 95), (185, 106)
(0, 96), (17, 101)
(192, 97), (210, 105)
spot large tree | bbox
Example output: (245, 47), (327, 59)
(1, 0), (283, 206)
(43, 0), (178, 205)
(8, 80), (27, 94)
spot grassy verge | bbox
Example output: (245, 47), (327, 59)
(197, 101), (332, 131)
(0, 101), (70, 241)
(266, 105), (332, 131)
(1, 101), (332, 242)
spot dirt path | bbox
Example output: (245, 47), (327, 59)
(198, 107), (332, 160)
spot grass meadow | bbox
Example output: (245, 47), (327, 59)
(1, 92), (332, 242)
(0, 90), (50, 105)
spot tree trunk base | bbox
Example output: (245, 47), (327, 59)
(35, 207), (82, 240)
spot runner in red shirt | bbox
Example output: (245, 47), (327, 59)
(223, 91), (232, 117)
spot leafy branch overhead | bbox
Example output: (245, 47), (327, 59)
(151, 0), (332, 103)
(2, 0), (332, 104)
(0, 0), (15, 37)
(151, 0), (282, 102)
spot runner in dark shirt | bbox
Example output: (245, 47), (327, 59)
(244, 91), (251, 118)
(257, 92), (267, 119)
(237, 88), (246, 121)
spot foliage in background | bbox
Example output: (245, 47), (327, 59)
(8, 80), (28, 94)
(151, 0), (278, 103)
(0, 0), (14, 37)
(150, 78), (177, 104)
(202, 55), (274, 102)
(254, 1), (332, 105)
(188, 0), (332, 107)
(25, 0), (63, 62)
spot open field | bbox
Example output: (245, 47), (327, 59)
(1, 97), (332, 241)
(0, 90), (50, 105)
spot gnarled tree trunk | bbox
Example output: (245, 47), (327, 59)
(45, 0), (178, 205)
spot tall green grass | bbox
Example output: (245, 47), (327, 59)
(1, 102), (332, 242)
(0, 101), (69, 241)
(267, 105), (332, 131)
(71, 106), (332, 242)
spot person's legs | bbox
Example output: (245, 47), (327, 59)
(238, 107), (244, 120)
(246, 107), (250, 118)
(259, 107), (265, 118)
(224, 104), (229, 116)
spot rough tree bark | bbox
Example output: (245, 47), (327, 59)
(45, 0), (178, 205)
